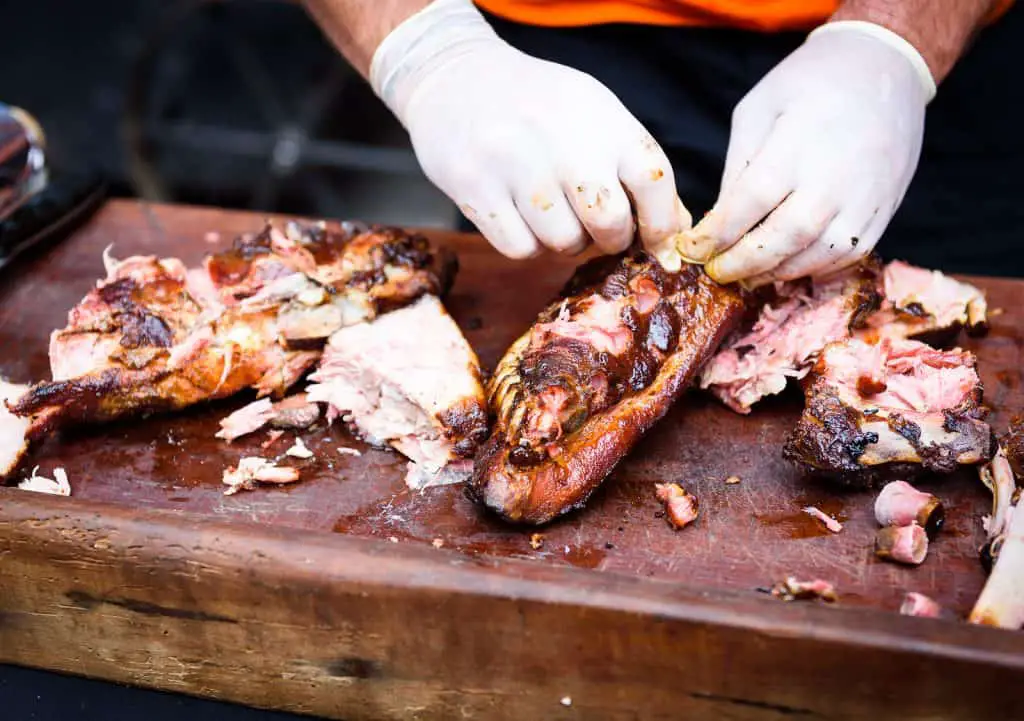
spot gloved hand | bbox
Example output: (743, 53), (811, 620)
(370, 0), (691, 265)
(685, 21), (935, 286)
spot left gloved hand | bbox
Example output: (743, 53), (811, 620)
(685, 21), (936, 287)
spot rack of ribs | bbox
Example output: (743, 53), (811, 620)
(469, 251), (744, 525)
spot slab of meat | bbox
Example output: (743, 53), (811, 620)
(782, 337), (994, 487)
(306, 294), (489, 489)
(699, 263), (881, 414)
(470, 252), (744, 525)
(702, 258), (988, 414)
(855, 260), (988, 344)
(3, 221), (454, 479)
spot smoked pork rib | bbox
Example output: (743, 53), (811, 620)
(782, 337), (995, 486)
(470, 252), (744, 525)
(6, 221), (454, 460)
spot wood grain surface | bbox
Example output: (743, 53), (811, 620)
(1, 200), (1022, 720)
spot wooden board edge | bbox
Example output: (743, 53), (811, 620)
(2, 489), (1023, 720)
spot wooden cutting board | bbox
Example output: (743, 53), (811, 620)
(1, 199), (1022, 720)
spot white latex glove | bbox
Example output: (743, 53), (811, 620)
(686, 21), (935, 286)
(370, 0), (691, 264)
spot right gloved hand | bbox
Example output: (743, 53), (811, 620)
(370, 0), (691, 265)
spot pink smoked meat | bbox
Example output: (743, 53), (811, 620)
(873, 480), (945, 537)
(783, 337), (994, 487)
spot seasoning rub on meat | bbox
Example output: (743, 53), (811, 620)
(470, 251), (744, 525)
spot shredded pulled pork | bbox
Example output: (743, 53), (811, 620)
(17, 466), (71, 496)
(857, 260), (988, 342)
(700, 268), (878, 414)
(222, 457), (300, 495)
(803, 505), (842, 533)
(307, 294), (488, 490)
(216, 393), (322, 441)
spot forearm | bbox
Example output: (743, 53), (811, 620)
(830, 0), (1001, 84)
(300, 0), (434, 79)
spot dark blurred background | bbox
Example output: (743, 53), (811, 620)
(0, 0), (458, 230)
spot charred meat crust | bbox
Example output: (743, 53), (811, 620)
(438, 398), (491, 459)
(782, 376), (996, 489)
(469, 256), (744, 525)
(1004, 415), (1024, 478)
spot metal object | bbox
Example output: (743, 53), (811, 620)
(0, 103), (48, 223)
(0, 103), (106, 271)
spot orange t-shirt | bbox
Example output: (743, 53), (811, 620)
(475, 0), (1015, 33)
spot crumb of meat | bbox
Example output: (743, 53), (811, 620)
(432, 538), (444, 549)
(261, 429), (285, 449)
(803, 505), (843, 533)
(900, 592), (942, 618)
(285, 437), (314, 459)
(655, 482), (699, 529)
(204, 231), (221, 244)
(222, 457), (300, 495)
(560, 697), (572, 707)
(991, 308), (1004, 317)
(388, 536), (399, 543)
(18, 466), (71, 496)
(769, 577), (838, 603)
(725, 475), (741, 485)
(530, 533), (544, 550)
(337, 447), (361, 456)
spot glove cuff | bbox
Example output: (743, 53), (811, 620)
(369, 0), (502, 122)
(808, 20), (937, 103)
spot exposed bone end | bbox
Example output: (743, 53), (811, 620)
(874, 480), (945, 538)
(875, 523), (929, 565)
(969, 501), (1024, 629)
(655, 482), (699, 530)
(900, 592), (942, 618)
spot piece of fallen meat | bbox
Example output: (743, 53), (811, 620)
(655, 483), (700, 529)
(969, 493), (1024, 629)
(782, 337), (994, 487)
(803, 505), (842, 533)
(4, 221), (454, 479)
(469, 251), (744, 525)
(856, 260), (988, 345)
(875, 523), (929, 565)
(874, 480), (944, 538)
(216, 393), (322, 441)
(222, 456), (300, 495)
(699, 262), (880, 414)
(17, 466), (71, 496)
(306, 294), (489, 490)
(768, 577), (838, 603)
(900, 592), (943, 618)
(285, 437), (314, 459)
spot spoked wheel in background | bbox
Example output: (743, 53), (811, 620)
(122, 0), (453, 226)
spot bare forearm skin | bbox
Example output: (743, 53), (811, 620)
(831, 0), (1003, 84)
(300, 0), (433, 79)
